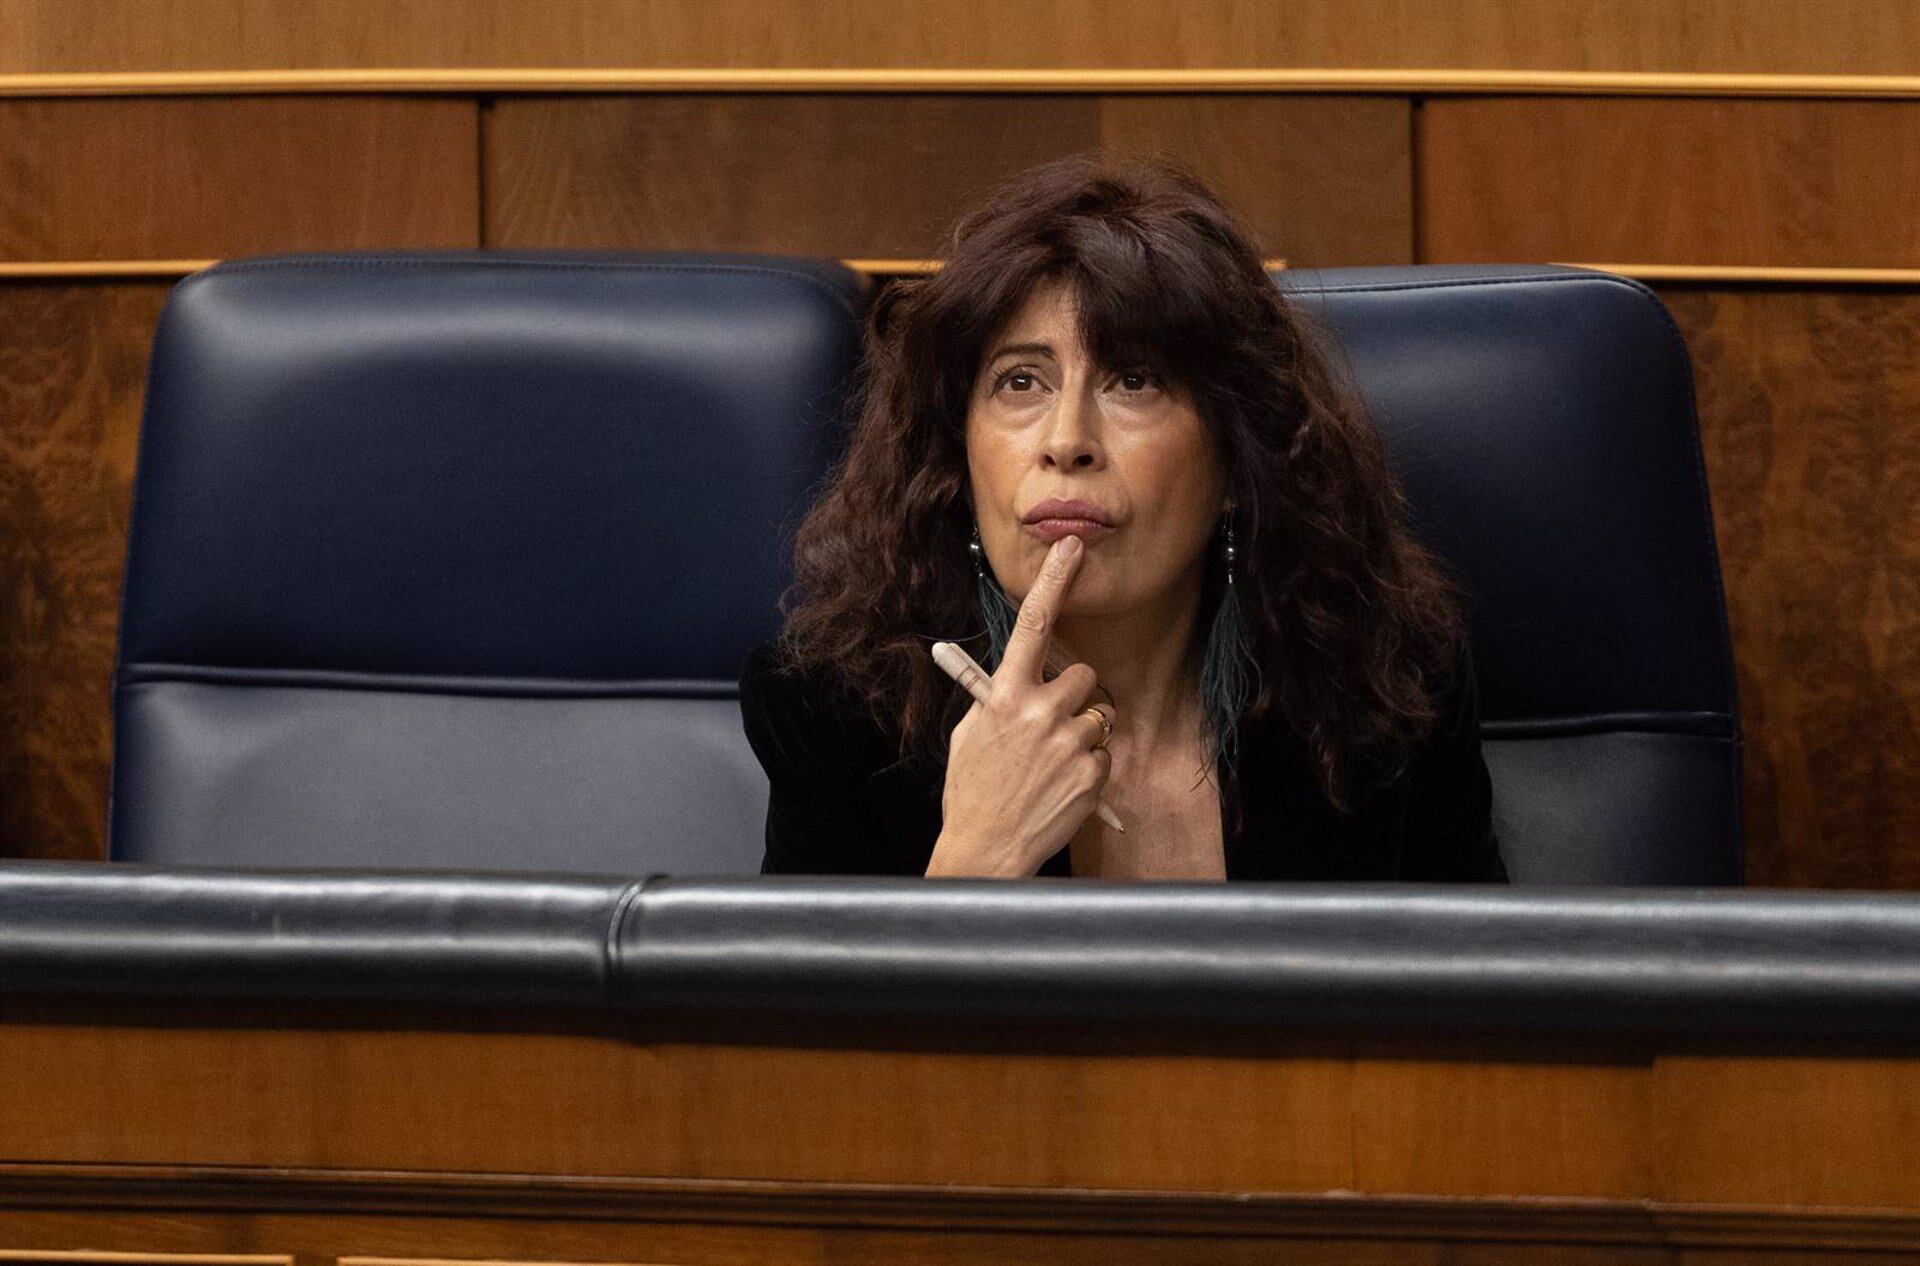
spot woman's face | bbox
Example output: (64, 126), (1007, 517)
(966, 277), (1227, 618)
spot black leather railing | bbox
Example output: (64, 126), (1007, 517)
(4, 860), (1918, 1041)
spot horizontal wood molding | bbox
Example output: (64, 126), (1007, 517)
(5, 1164), (1920, 1251)
(847, 258), (1293, 276)
(0, 258), (1292, 280)
(12, 67), (1920, 99)
(0, 1253), (289, 1265)
(0, 261), (231, 278)
(1577, 263), (1920, 285)
(8, 260), (1919, 286)
(10, 0), (1920, 81)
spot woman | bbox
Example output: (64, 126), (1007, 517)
(739, 153), (1507, 883)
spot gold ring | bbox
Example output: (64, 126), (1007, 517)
(1082, 706), (1114, 749)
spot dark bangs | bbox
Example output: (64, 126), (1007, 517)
(908, 166), (1265, 433)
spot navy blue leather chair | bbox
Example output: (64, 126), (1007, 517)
(109, 250), (865, 875)
(109, 255), (1737, 885)
(1275, 264), (1740, 883)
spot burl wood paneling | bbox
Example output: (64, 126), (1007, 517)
(485, 95), (1411, 265)
(1421, 98), (1920, 268)
(0, 97), (480, 261)
(8, 0), (1920, 75)
(0, 283), (170, 861)
(1660, 285), (1920, 887)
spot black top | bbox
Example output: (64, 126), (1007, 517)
(738, 639), (1509, 882)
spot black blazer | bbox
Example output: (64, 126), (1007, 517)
(738, 639), (1509, 882)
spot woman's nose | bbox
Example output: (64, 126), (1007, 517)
(1041, 386), (1103, 470)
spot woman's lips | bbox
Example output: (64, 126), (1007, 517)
(1024, 518), (1117, 544)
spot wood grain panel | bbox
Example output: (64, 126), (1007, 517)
(1098, 95), (1412, 265)
(1656, 1056), (1920, 1207)
(1660, 285), (1920, 887)
(1422, 98), (1920, 269)
(485, 95), (1099, 256)
(0, 1025), (1353, 1193)
(1350, 1055), (1651, 1198)
(7, 0), (1920, 76)
(486, 94), (1409, 264)
(7, 1019), (1920, 1209)
(2, 1023), (1920, 1259)
(0, 283), (169, 862)
(0, 97), (479, 261)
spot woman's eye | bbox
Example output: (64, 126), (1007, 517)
(995, 369), (1038, 393)
(1116, 371), (1157, 394)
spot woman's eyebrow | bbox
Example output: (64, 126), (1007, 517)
(986, 340), (1058, 364)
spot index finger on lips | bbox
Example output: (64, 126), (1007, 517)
(997, 536), (1083, 686)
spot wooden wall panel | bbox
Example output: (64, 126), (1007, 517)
(1660, 285), (1920, 887)
(1421, 98), (1920, 269)
(486, 95), (1411, 265)
(1098, 96), (1413, 265)
(0, 97), (480, 261)
(485, 95), (1099, 258)
(0, 284), (167, 861)
(7, 0), (1920, 76)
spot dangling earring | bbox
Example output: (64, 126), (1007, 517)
(1198, 507), (1261, 768)
(971, 520), (1019, 670)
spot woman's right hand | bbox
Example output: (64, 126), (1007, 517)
(926, 535), (1116, 877)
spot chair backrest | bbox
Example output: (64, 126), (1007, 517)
(1277, 264), (1741, 883)
(110, 249), (865, 875)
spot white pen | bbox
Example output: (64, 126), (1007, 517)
(930, 640), (1128, 834)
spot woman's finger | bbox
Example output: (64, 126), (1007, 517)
(996, 536), (1083, 687)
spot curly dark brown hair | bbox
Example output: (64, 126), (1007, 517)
(774, 152), (1469, 821)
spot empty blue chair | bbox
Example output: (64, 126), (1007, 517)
(110, 249), (865, 874)
(1276, 264), (1740, 883)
